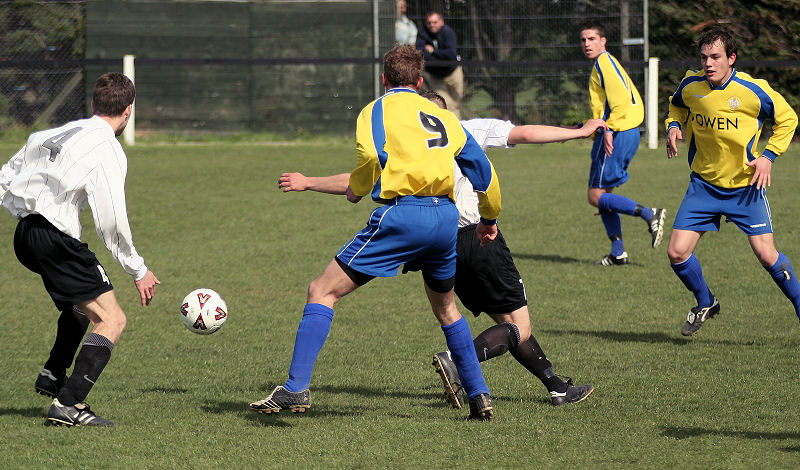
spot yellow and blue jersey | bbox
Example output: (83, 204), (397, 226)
(351, 87), (500, 222)
(666, 69), (798, 188)
(589, 51), (644, 132)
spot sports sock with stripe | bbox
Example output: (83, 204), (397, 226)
(442, 316), (490, 399)
(284, 303), (334, 393)
(57, 333), (114, 406)
(765, 252), (800, 320)
(473, 322), (520, 361)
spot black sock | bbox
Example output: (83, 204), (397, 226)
(509, 336), (567, 393)
(473, 322), (520, 361)
(44, 306), (90, 378)
(57, 333), (114, 406)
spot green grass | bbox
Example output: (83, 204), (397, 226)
(1, 139), (799, 468)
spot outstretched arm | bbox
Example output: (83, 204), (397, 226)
(507, 118), (607, 145)
(278, 172), (350, 195)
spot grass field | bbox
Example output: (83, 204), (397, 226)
(1, 138), (799, 468)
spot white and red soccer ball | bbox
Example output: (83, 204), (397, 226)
(180, 288), (228, 335)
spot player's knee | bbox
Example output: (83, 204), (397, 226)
(307, 278), (340, 305)
(754, 249), (779, 267)
(500, 322), (523, 348)
(667, 244), (690, 264)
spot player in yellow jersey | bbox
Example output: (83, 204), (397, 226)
(580, 20), (666, 266)
(665, 25), (800, 336)
(249, 45), (501, 420)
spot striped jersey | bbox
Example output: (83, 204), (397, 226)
(351, 87), (501, 222)
(666, 69), (798, 188)
(454, 119), (514, 227)
(0, 115), (148, 280)
(589, 51), (644, 132)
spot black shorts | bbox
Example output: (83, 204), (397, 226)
(14, 214), (113, 309)
(455, 224), (527, 316)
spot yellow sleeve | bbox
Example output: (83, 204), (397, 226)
(762, 82), (798, 159)
(596, 54), (641, 130)
(665, 71), (694, 132)
(350, 105), (381, 197)
(475, 161), (501, 222)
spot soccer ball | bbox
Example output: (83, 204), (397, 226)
(180, 288), (228, 335)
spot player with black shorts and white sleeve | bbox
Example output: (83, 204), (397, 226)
(277, 91), (599, 408)
(0, 72), (160, 427)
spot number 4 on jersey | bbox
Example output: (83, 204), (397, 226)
(42, 127), (82, 162)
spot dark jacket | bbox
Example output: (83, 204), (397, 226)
(415, 23), (459, 77)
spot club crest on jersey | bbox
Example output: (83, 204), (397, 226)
(728, 96), (741, 110)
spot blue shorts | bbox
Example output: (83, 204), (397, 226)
(336, 196), (458, 280)
(673, 173), (773, 236)
(589, 127), (640, 188)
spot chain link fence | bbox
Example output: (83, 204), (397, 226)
(0, 0), (86, 129)
(1, 1), (797, 138)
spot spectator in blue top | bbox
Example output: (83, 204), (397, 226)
(416, 11), (464, 118)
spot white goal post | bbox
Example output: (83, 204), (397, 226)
(647, 57), (659, 149)
(123, 54), (136, 146)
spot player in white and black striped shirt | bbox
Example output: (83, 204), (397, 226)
(0, 72), (160, 426)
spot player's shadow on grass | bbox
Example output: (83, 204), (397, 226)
(662, 425), (800, 450)
(513, 253), (584, 264)
(202, 396), (371, 426)
(542, 329), (753, 347)
(139, 386), (189, 394)
(316, 384), (441, 402)
(0, 406), (46, 419)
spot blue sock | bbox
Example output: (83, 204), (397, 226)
(284, 303), (334, 392)
(441, 316), (489, 399)
(600, 211), (624, 256)
(599, 193), (653, 221)
(765, 252), (800, 320)
(671, 254), (713, 307)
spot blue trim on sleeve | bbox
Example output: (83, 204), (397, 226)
(371, 98), (388, 169)
(606, 54), (628, 89)
(594, 59), (604, 89)
(479, 217), (497, 226)
(671, 75), (706, 109)
(687, 135), (697, 167)
(746, 134), (757, 162)
(667, 122), (682, 131)
(455, 131), (493, 193)
(732, 76), (775, 122)
(762, 149), (777, 162)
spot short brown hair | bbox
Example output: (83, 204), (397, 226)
(579, 20), (606, 38)
(697, 25), (737, 59)
(383, 45), (423, 88)
(420, 91), (447, 109)
(92, 72), (135, 117)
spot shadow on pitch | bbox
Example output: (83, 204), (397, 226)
(541, 329), (753, 347)
(0, 406), (46, 419)
(514, 252), (647, 267)
(202, 397), (371, 427)
(139, 386), (189, 394)
(513, 253), (584, 264)
(316, 384), (441, 403)
(662, 425), (800, 448)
